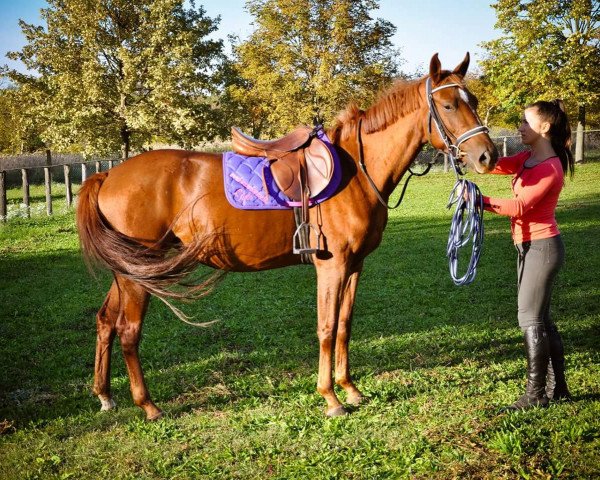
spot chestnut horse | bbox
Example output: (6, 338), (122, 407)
(77, 53), (498, 420)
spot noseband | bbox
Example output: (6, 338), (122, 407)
(425, 77), (489, 176)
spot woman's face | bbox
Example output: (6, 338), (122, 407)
(518, 107), (549, 146)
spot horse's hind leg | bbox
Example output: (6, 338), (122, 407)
(113, 276), (163, 420)
(93, 280), (119, 411)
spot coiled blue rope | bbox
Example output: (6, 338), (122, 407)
(446, 178), (484, 286)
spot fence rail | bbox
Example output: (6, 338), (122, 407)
(1, 130), (599, 222)
(0, 150), (120, 221)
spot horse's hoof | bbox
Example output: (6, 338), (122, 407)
(347, 394), (366, 406)
(326, 406), (348, 417)
(99, 396), (116, 411)
(146, 410), (163, 421)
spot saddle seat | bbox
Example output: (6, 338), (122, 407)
(231, 126), (313, 158)
(231, 126), (334, 202)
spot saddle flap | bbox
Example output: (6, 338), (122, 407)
(269, 154), (299, 199)
(267, 138), (334, 202)
(305, 139), (334, 195)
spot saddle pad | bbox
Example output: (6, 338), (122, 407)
(222, 130), (341, 210)
(222, 152), (291, 209)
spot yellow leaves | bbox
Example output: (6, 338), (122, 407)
(5, 0), (224, 155)
(481, 0), (599, 125)
(229, 0), (400, 135)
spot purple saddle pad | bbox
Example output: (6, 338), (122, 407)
(222, 130), (341, 210)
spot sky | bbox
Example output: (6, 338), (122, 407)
(0, 0), (501, 75)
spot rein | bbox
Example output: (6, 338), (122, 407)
(425, 77), (487, 286)
(356, 117), (433, 210)
(356, 76), (489, 285)
(445, 173), (484, 286)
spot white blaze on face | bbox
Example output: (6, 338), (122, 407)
(459, 88), (470, 105)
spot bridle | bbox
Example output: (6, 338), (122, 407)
(357, 76), (490, 286)
(425, 76), (489, 177)
(357, 76), (489, 208)
(426, 77), (488, 286)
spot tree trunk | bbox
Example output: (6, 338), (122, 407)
(575, 104), (585, 164)
(120, 90), (130, 161)
(484, 107), (493, 127)
(121, 125), (130, 162)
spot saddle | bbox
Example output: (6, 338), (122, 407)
(231, 125), (335, 256)
(231, 126), (334, 202)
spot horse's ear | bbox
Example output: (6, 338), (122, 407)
(452, 52), (470, 78)
(429, 53), (442, 83)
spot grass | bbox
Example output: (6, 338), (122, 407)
(3, 182), (78, 220)
(1, 163), (599, 479)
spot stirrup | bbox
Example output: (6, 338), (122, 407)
(292, 222), (320, 255)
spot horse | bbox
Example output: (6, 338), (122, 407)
(77, 53), (498, 420)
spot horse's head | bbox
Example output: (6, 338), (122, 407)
(424, 53), (498, 173)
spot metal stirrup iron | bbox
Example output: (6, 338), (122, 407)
(292, 157), (320, 257)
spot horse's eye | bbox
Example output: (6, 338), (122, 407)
(444, 104), (454, 111)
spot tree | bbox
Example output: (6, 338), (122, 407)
(0, 83), (20, 154)
(227, 0), (403, 137)
(0, 78), (46, 154)
(481, 0), (599, 128)
(465, 74), (505, 129)
(4, 0), (224, 158)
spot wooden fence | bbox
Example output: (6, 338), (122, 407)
(0, 150), (120, 221)
(1, 130), (598, 222)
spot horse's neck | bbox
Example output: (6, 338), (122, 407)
(359, 112), (426, 200)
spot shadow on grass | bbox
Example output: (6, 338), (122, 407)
(7, 192), (71, 204)
(0, 200), (598, 427)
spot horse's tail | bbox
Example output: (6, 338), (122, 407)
(76, 172), (224, 324)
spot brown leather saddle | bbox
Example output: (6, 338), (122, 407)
(231, 125), (335, 255)
(231, 126), (334, 202)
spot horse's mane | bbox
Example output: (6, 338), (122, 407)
(330, 71), (463, 142)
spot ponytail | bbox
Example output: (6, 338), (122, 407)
(529, 99), (575, 179)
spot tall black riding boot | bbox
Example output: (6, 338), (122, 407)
(546, 324), (571, 401)
(505, 325), (550, 411)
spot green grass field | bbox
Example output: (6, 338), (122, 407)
(1, 163), (599, 479)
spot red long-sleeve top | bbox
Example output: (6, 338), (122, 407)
(483, 150), (564, 245)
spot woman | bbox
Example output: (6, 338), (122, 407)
(482, 99), (574, 410)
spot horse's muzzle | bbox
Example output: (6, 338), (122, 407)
(472, 144), (498, 173)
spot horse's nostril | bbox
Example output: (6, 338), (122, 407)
(479, 151), (491, 165)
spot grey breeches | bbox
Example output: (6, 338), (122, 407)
(516, 235), (565, 329)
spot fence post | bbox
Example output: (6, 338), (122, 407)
(0, 171), (6, 222)
(503, 137), (508, 157)
(81, 163), (87, 183)
(108, 160), (114, 169)
(22, 169), (30, 218)
(95, 161), (101, 173)
(64, 164), (72, 208)
(444, 153), (449, 173)
(45, 149), (53, 216)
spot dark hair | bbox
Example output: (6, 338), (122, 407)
(528, 99), (574, 179)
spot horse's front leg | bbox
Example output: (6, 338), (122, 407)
(335, 267), (365, 406)
(316, 266), (347, 417)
